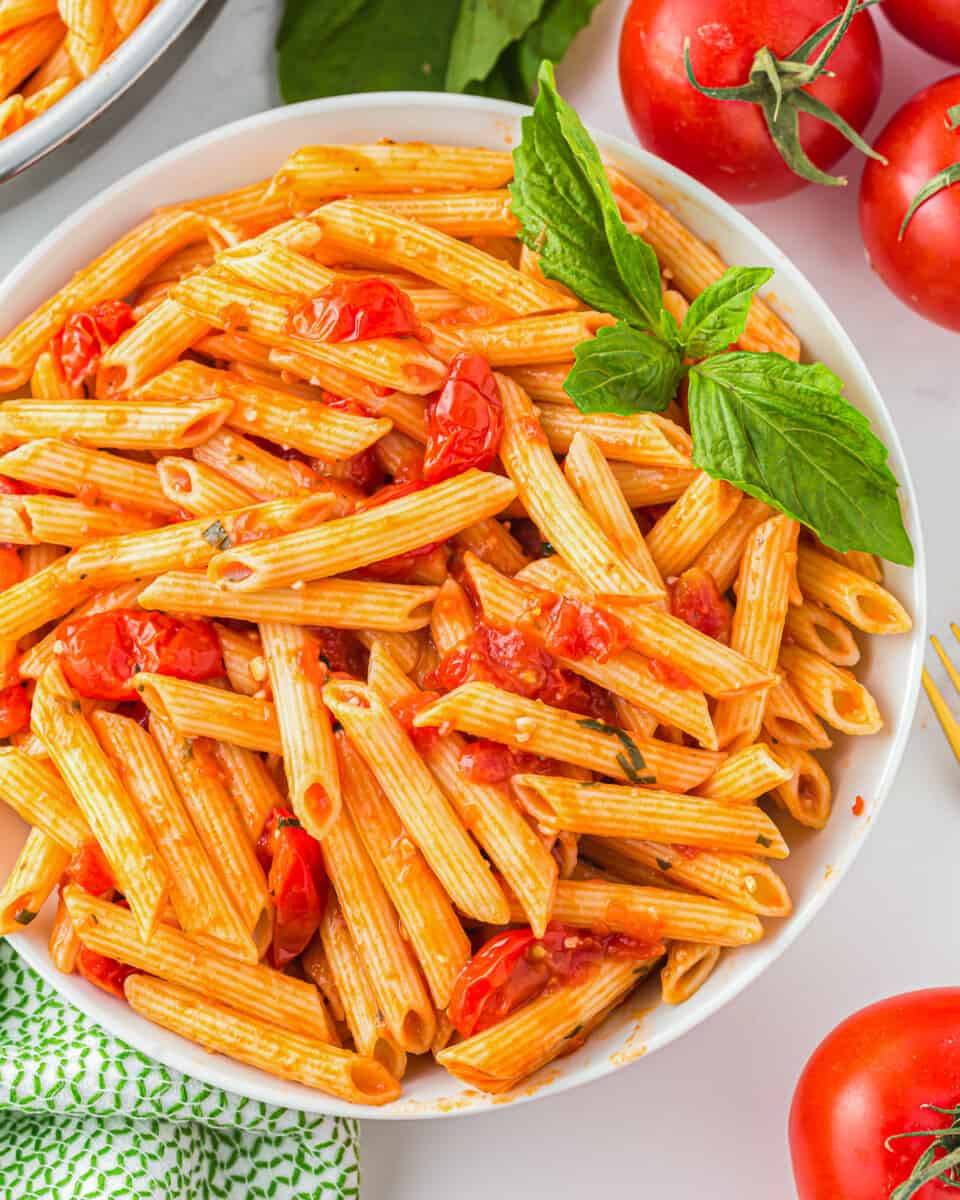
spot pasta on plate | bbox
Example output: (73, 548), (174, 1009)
(0, 90), (913, 1106)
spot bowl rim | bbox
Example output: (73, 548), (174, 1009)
(0, 0), (209, 184)
(0, 90), (928, 1121)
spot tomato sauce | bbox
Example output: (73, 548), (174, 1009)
(670, 567), (732, 643)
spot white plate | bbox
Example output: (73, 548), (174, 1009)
(0, 93), (926, 1119)
(0, 0), (208, 183)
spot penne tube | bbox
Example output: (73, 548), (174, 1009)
(429, 575), (475, 655)
(361, 189), (517, 236)
(765, 743), (833, 829)
(0, 497), (34, 543)
(428, 311), (615, 367)
(660, 941), (722, 1004)
(538, 404), (694, 469)
(134, 674), (282, 754)
(713, 515), (799, 749)
(171, 274), (447, 396)
(300, 935), (346, 1023)
(206, 469), (515, 592)
(512, 774), (788, 857)
(30, 346), (85, 398)
(0, 827), (69, 935)
(63, 493), (335, 586)
(97, 299), (211, 394)
(815, 542), (883, 584)
(464, 555), (718, 747)
(453, 518), (528, 576)
(156, 456), (256, 516)
(368, 642), (558, 937)
(761, 677), (833, 750)
(48, 893), (81, 972)
(274, 143), (514, 198)
(646, 472), (744, 578)
(266, 345), (417, 414)
(496, 376), (658, 598)
(309, 200), (574, 317)
(355, 628), (422, 676)
(20, 494), (158, 544)
(502, 363), (573, 405)
(214, 623), (263, 697)
(337, 734), (469, 1008)
(149, 716), (269, 940)
(31, 663), (168, 940)
(171, 181), (292, 235)
(580, 837), (792, 918)
(563, 432), (666, 601)
(321, 798), (435, 1054)
(0, 16), (65, 101)
(779, 645), (882, 736)
(437, 954), (656, 1093)
(0, 556), (89, 640)
(412, 682), (722, 793)
(193, 428), (308, 500)
(317, 902), (407, 1078)
(124, 975), (399, 1104)
(696, 743), (793, 803)
(0, 0), (58, 38)
(0, 398), (231, 449)
(213, 741), (282, 841)
(0, 746), (90, 848)
(795, 545), (911, 635)
(784, 601), (860, 667)
(612, 695), (659, 739)
(609, 461), (699, 508)
(260, 622), (340, 840)
(135, 361), (392, 462)
(139, 571), (436, 632)
(91, 711), (260, 962)
(324, 679), (508, 925)
(59, 0), (111, 77)
(693, 498), (774, 593)
(0, 440), (176, 513)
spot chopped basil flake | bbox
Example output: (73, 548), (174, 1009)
(201, 519), (232, 550)
(277, 816), (302, 830)
(563, 1024), (583, 1040)
(655, 858), (672, 872)
(13, 909), (36, 925)
(540, 541), (557, 557)
(578, 718), (651, 784)
(756, 834), (772, 848)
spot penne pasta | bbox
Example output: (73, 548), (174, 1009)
(661, 941), (722, 1005)
(646, 472), (744, 578)
(0, 827), (69, 935)
(796, 545), (911, 635)
(779, 645), (882, 736)
(0, 398), (231, 449)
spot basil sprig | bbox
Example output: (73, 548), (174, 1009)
(510, 62), (914, 566)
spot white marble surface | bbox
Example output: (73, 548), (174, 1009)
(2, 2), (959, 1196)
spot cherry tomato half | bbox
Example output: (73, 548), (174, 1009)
(64, 842), (116, 896)
(422, 353), (503, 483)
(256, 808), (328, 969)
(670, 567), (732, 643)
(883, 0), (960, 66)
(289, 278), (420, 343)
(57, 610), (223, 701)
(860, 74), (960, 332)
(619, 0), (882, 202)
(53, 300), (135, 388)
(0, 682), (30, 738)
(790, 989), (960, 1199)
(76, 947), (135, 999)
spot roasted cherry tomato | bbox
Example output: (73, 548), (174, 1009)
(619, 0), (883, 202)
(64, 842), (115, 896)
(860, 75), (960, 332)
(458, 739), (559, 785)
(0, 682), (30, 738)
(882, 0), (960, 66)
(289, 278), (420, 342)
(256, 808), (328, 969)
(391, 691), (442, 753)
(790, 989), (960, 1199)
(670, 567), (732, 642)
(520, 592), (628, 663)
(448, 923), (663, 1038)
(57, 610), (223, 701)
(76, 946), (135, 999)
(422, 353), (503, 483)
(53, 300), (135, 387)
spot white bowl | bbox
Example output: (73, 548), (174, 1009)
(0, 94), (926, 1119)
(0, 0), (209, 183)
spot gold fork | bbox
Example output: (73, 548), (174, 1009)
(923, 624), (960, 761)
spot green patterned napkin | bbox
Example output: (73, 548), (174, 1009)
(0, 943), (359, 1200)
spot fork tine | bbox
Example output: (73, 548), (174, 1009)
(922, 667), (960, 764)
(932, 634), (960, 695)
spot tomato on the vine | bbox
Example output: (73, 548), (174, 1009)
(790, 990), (960, 1199)
(860, 75), (960, 332)
(883, 0), (960, 67)
(619, 0), (883, 202)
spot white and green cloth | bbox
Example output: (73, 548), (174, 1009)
(0, 944), (359, 1199)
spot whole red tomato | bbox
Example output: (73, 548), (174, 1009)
(619, 0), (883, 202)
(883, 0), (960, 67)
(790, 990), (960, 1199)
(860, 75), (960, 332)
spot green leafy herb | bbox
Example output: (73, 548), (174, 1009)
(202, 520), (232, 551)
(13, 909), (36, 926)
(276, 0), (596, 104)
(756, 833), (773, 848)
(69, 700), (82, 712)
(277, 815), (303, 829)
(564, 324), (684, 414)
(949, 106), (960, 132)
(511, 62), (668, 332)
(563, 1023), (584, 1040)
(655, 857), (673, 872)
(180, 740), (194, 762)
(680, 267), (773, 360)
(687, 353), (914, 565)
(540, 541), (557, 556)
(576, 718), (653, 785)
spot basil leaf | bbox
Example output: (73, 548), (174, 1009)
(511, 61), (666, 329)
(446, 0), (545, 93)
(277, 0), (460, 102)
(680, 267), (773, 360)
(201, 519), (232, 550)
(688, 352), (914, 565)
(509, 0), (604, 97)
(564, 322), (685, 414)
